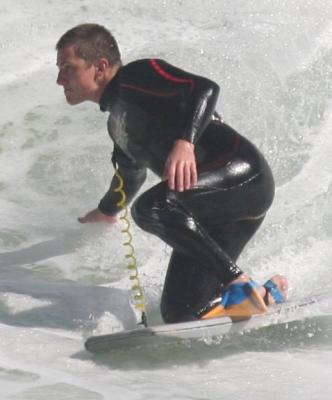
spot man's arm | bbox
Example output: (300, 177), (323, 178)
(148, 60), (219, 191)
(79, 145), (147, 223)
(148, 59), (220, 144)
(118, 59), (220, 192)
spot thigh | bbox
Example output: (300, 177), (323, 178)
(170, 157), (274, 224)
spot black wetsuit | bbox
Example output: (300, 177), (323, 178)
(98, 59), (275, 323)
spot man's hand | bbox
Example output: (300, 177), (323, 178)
(78, 208), (117, 224)
(164, 139), (198, 191)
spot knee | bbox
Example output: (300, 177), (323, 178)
(131, 190), (164, 229)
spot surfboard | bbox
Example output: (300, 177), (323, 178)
(85, 293), (332, 353)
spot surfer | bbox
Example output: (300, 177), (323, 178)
(56, 23), (288, 323)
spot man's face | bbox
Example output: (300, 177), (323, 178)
(56, 45), (97, 105)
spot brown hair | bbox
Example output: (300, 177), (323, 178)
(56, 23), (122, 66)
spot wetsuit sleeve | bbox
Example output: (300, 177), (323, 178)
(145, 59), (220, 144)
(98, 145), (147, 216)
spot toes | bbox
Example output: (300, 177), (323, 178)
(267, 275), (288, 304)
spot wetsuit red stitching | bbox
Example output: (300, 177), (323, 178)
(150, 59), (194, 91)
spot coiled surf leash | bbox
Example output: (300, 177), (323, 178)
(114, 168), (148, 328)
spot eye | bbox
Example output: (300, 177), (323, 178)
(59, 64), (75, 75)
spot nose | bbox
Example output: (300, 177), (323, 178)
(56, 71), (67, 86)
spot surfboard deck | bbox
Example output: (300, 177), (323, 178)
(85, 293), (332, 353)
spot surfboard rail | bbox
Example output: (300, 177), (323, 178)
(85, 293), (332, 353)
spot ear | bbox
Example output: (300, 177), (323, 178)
(94, 58), (110, 79)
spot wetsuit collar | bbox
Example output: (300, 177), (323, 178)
(99, 69), (121, 112)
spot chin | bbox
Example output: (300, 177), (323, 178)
(66, 96), (83, 105)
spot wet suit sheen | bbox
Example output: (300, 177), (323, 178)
(98, 59), (275, 323)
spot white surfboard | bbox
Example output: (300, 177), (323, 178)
(85, 293), (332, 353)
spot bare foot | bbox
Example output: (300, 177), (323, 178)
(262, 274), (288, 305)
(227, 274), (288, 306)
(200, 274), (288, 320)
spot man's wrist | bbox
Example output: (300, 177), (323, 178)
(175, 139), (194, 149)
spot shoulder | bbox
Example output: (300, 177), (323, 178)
(123, 58), (183, 76)
(119, 59), (219, 94)
(119, 58), (176, 86)
(120, 58), (194, 85)
(120, 58), (162, 79)
(121, 58), (154, 72)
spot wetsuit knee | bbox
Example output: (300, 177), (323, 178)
(131, 188), (165, 230)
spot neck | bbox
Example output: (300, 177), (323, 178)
(93, 65), (120, 103)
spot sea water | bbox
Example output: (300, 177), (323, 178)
(0, 1), (332, 399)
